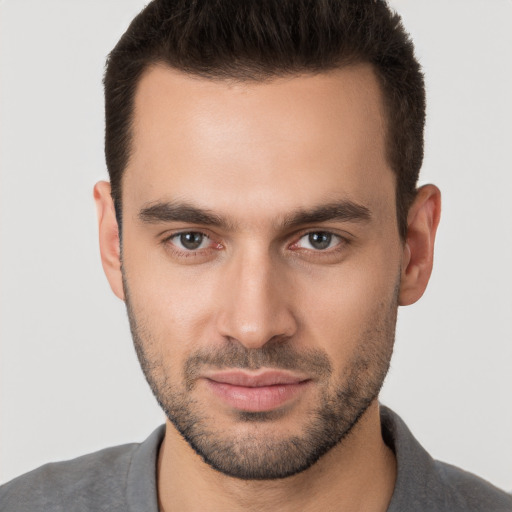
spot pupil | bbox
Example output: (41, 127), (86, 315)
(309, 232), (331, 250)
(181, 232), (203, 250)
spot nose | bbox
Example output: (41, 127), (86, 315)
(216, 246), (298, 349)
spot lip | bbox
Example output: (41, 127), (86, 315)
(205, 369), (309, 387)
(202, 370), (311, 412)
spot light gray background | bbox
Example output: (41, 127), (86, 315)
(1, 0), (511, 490)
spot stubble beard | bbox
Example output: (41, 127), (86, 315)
(123, 275), (398, 481)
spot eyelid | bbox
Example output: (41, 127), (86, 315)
(162, 229), (223, 253)
(291, 227), (347, 240)
(288, 229), (349, 252)
(162, 228), (212, 242)
(161, 228), (350, 255)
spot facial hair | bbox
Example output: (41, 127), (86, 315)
(123, 274), (398, 480)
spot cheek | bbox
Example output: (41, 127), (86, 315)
(293, 250), (400, 360)
(122, 224), (401, 365)
(122, 245), (222, 355)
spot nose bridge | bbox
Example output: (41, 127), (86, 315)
(218, 242), (296, 348)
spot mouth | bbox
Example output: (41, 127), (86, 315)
(202, 370), (312, 412)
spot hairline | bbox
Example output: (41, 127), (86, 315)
(114, 59), (407, 241)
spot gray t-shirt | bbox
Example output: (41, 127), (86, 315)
(1, 406), (511, 511)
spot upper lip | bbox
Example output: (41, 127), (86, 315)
(203, 370), (310, 387)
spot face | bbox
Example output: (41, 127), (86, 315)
(118, 64), (404, 479)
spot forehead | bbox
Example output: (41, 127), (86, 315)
(124, 64), (394, 225)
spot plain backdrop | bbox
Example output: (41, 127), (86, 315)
(1, 0), (511, 490)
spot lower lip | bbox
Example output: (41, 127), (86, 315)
(205, 379), (311, 412)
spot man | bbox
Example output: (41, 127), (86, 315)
(1, 1), (510, 511)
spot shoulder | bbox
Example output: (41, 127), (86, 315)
(381, 405), (512, 512)
(0, 442), (138, 512)
(433, 459), (512, 512)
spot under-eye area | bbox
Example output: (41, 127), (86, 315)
(159, 227), (352, 265)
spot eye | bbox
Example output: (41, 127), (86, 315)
(295, 231), (342, 251)
(168, 232), (211, 251)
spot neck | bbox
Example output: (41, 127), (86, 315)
(157, 401), (396, 512)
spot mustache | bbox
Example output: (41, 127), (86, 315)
(184, 338), (332, 389)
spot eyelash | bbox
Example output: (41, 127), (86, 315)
(162, 231), (222, 258)
(290, 232), (346, 252)
(162, 230), (349, 258)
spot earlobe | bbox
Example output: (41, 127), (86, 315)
(399, 184), (441, 306)
(93, 181), (125, 301)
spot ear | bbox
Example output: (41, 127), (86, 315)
(399, 184), (441, 306)
(93, 181), (125, 300)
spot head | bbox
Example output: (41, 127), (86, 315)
(95, 0), (440, 480)
(104, 0), (426, 240)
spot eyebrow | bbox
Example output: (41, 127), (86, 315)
(138, 199), (371, 230)
(281, 201), (371, 228)
(139, 202), (231, 228)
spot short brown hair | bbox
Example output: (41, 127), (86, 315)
(104, 0), (425, 239)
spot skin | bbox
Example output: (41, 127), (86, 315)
(95, 63), (440, 511)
